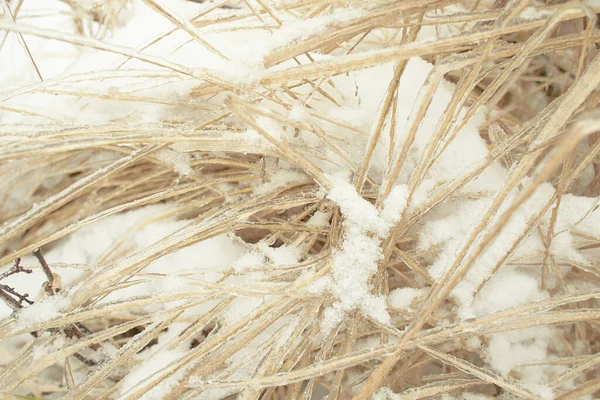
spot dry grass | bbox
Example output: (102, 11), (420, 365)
(1, 0), (600, 399)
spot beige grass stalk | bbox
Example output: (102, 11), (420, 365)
(1, 0), (600, 399)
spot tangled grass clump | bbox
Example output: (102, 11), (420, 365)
(1, 0), (600, 398)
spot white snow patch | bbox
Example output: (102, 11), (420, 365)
(156, 149), (193, 177)
(119, 322), (193, 399)
(307, 211), (331, 227)
(388, 287), (425, 311)
(17, 293), (70, 327)
(254, 168), (307, 196)
(473, 269), (547, 316)
(318, 178), (410, 332)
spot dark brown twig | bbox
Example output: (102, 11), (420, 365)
(33, 248), (58, 296)
(0, 284), (33, 306)
(0, 287), (24, 313)
(0, 258), (35, 312)
(0, 258), (32, 281)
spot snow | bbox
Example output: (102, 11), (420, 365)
(319, 223), (388, 331)
(221, 296), (264, 327)
(584, 0), (600, 8)
(155, 148), (192, 177)
(0, 204), (246, 319)
(462, 395), (491, 400)
(16, 293), (70, 327)
(388, 287), (425, 311)
(119, 322), (192, 399)
(518, 7), (553, 20)
(381, 184), (409, 222)
(175, 5), (363, 86)
(472, 269), (547, 316)
(419, 181), (557, 319)
(322, 180), (390, 332)
(551, 193), (600, 265)
(2, 0), (600, 397)
(485, 327), (556, 377)
(317, 178), (413, 331)
(257, 242), (301, 266)
(373, 386), (398, 400)
(231, 251), (265, 274)
(253, 163), (307, 196)
(288, 104), (308, 122)
(327, 178), (389, 236)
(1, 1), (205, 125)
(231, 241), (300, 274)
